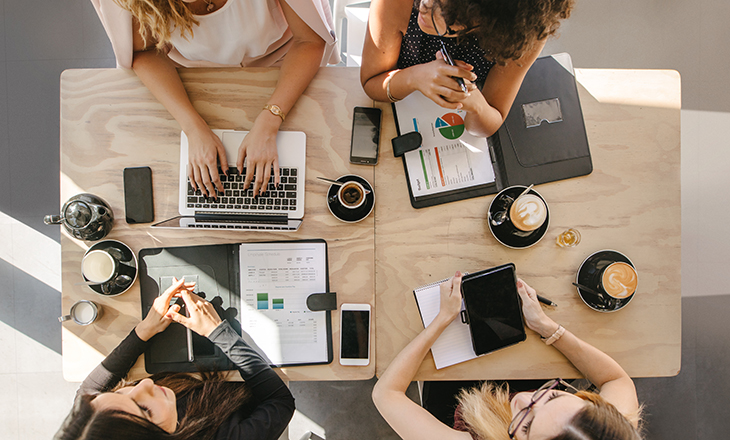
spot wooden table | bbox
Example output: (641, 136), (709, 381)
(60, 67), (381, 382)
(374, 69), (682, 380)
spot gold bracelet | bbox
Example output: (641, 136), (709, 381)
(263, 104), (285, 122)
(385, 73), (400, 103)
(543, 324), (565, 346)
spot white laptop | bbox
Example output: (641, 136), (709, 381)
(153, 129), (306, 231)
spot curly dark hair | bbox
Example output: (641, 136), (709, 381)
(429, 0), (574, 62)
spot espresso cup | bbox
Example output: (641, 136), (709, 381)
(600, 262), (638, 299)
(509, 193), (548, 232)
(58, 300), (102, 325)
(82, 249), (118, 284)
(336, 181), (366, 210)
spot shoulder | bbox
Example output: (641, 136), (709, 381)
(369, 0), (414, 35)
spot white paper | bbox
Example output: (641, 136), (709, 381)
(239, 242), (328, 365)
(414, 281), (477, 369)
(395, 92), (495, 197)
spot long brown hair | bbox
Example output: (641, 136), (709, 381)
(54, 371), (251, 440)
(429, 0), (575, 63)
(455, 382), (643, 440)
(113, 0), (199, 50)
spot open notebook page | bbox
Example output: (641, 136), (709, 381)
(414, 280), (477, 369)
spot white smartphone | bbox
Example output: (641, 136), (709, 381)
(339, 303), (371, 366)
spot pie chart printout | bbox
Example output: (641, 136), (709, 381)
(435, 113), (465, 140)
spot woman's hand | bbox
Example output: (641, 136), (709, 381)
(166, 289), (223, 337)
(135, 277), (194, 341)
(435, 271), (463, 325)
(186, 124), (229, 198)
(237, 112), (281, 197)
(410, 52), (477, 108)
(516, 278), (559, 338)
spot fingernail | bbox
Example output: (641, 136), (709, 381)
(516, 280), (523, 287)
(455, 271), (461, 277)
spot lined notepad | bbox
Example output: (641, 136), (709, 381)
(414, 279), (478, 369)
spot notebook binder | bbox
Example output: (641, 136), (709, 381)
(139, 239), (334, 374)
(393, 52), (592, 208)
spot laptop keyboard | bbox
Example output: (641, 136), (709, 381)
(186, 167), (298, 212)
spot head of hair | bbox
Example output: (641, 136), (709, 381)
(54, 371), (251, 440)
(113, 0), (199, 50)
(428, 0), (575, 63)
(456, 382), (643, 440)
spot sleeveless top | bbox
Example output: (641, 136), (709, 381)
(168, 0), (291, 67)
(397, 7), (494, 87)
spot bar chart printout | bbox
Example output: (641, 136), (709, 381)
(239, 242), (328, 365)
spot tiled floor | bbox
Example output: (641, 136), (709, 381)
(0, 0), (728, 439)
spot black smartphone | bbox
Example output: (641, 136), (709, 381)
(461, 264), (526, 356)
(350, 107), (381, 165)
(123, 166), (154, 223)
(339, 303), (371, 366)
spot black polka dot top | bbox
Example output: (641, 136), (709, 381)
(397, 7), (494, 87)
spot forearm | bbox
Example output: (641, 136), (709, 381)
(533, 318), (631, 388)
(463, 97), (505, 137)
(374, 314), (451, 397)
(79, 328), (148, 395)
(362, 67), (418, 103)
(131, 50), (208, 134)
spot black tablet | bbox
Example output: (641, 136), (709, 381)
(461, 264), (526, 356)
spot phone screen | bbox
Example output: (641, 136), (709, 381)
(461, 265), (525, 356)
(340, 310), (370, 359)
(350, 107), (381, 165)
(123, 166), (154, 223)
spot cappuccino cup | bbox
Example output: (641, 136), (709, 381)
(82, 249), (118, 284)
(600, 262), (638, 299)
(509, 193), (548, 232)
(336, 181), (366, 210)
(58, 300), (102, 325)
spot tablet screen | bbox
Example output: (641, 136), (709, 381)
(461, 264), (526, 356)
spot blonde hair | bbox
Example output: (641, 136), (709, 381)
(113, 0), (199, 50)
(456, 383), (643, 440)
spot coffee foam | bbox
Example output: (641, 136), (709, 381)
(601, 262), (638, 298)
(82, 251), (115, 283)
(509, 194), (547, 231)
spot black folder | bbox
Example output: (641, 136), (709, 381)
(138, 239), (333, 373)
(393, 53), (592, 208)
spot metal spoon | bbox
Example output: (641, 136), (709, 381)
(317, 176), (371, 194)
(517, 184), (534, 200)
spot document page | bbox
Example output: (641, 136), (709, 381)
(414, 281), (477, 369)
(395, 92), (495, 197)
(239, 242), (328, 365)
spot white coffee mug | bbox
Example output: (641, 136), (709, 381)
(82, 250), (117, 284)
(58, 300), (102, 325)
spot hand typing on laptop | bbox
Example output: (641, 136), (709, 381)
(186, 112), (282, 198)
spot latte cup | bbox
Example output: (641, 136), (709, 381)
(58, 300), (102, 325)
(509, 193), (548, 232)
(336, 181), (366, 210)
(82, 249), (118, 284)
(600, 262), (638, 299)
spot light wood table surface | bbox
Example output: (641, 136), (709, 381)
(60, 67), (381, 382)
(374, 69), (682, 380)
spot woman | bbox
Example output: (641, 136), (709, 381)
(91, 0), (337, 197)
(55, 277), (294, 440)
(372, 272), (643, 440)
(361, 0), (573, 137)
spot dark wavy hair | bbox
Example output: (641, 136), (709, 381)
(427, 0), (574, 62)
(54, 371), (251, 440)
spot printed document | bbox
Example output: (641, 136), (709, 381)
(394, 92), (495, 197)
(239, 242), (328, 365)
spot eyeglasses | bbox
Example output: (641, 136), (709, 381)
(507, 379), (579, 439)
(430, 6), (457, 38)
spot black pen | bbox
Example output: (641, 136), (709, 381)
(537, 294), (557, 307)
(438, 41), (468, 93)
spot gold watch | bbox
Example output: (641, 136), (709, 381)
(263, 104), (286, 122)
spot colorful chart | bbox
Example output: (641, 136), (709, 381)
(272, 298), (284, 309)
(257, 293), (268, 310)
(435, 113), (465, 140)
